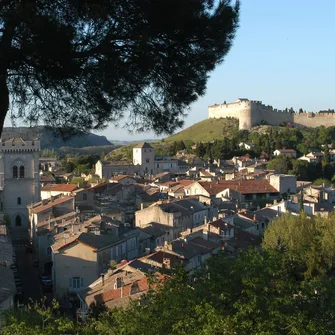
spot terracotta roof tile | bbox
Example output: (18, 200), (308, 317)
(29, 196), (74, 214)
(41, 184), (78, 192)
(197, 180), (279, 195)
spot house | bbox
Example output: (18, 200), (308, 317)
(51, 224), (140, 306)
(232, 154), (254, 168)
(40, 173), (56, 186)
(77, 262), (165, 319)
(39, 158), (58, 172)
(298, 152), (324, 164)
(40, 184), (79, 200)
(185, 180), (280, 204)
(110, 175), (138, 185)
(142, 235), (221, 273)
(199, 169), (217, 181)
(152, 172), (175, 183)
(180, 218), (235, 244)
(239, 142), (255, 150)
(135, 198), (217, 239)
(91, 182), (136, 204)
(273, 149), (297, 158)
(72, 188), (95, 213)
(266, 174), (297, 194)
(28, 195), (75, 243)
(303, 185), (335, 204)
(0, 265), (16, 314)
(34, 211), (79, 273)
(138, 222), (173, 255)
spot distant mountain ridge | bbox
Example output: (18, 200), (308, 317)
(1, 126), (111, 149)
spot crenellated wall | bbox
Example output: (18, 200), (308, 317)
(209, 99), (335, 130)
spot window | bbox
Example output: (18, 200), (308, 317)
(146, 159), (149, 163)
(13, 166), (18, 178)
(83, 193), (87, 201)
(15, 215), (22, 226)
(19, 166), (24, 178)
(17, 197), (21, 205)
(69, 277), (83, 289)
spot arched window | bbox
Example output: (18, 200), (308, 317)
(19, 166), (24, 178)
(13, 166), (18, 178)
(15, 215), (22, 226)
(17, 197), (21, 205)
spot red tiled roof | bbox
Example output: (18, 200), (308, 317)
(96, 276), (149, 304)
(41, 184), (78, 192)
(197, 180), (279, 195)
(111, 175), (135, 181)
(30, 196), (74, 214)
(176, 180), (196, 186)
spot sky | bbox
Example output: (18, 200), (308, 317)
(6, 1), (335, 141)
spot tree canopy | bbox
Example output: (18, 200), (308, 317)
(0, 0), (239, 136)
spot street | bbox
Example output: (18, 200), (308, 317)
(13, 239), (52, 306)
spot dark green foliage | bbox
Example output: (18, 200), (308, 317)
(0, 0), (239, 137)
(267, 155), (292, 174)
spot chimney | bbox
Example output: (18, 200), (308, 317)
(140, 203), (144, 210)
(101, 273), (105, 286)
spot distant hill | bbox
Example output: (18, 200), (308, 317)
(1, 126), (112, 150)
(164, 117), (239, 142)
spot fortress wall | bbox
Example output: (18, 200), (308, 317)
(294, 114), (335, 128)
(208, 101), (248, 119)
(208, 99), (335, 130)
(258, 108), (293, 126)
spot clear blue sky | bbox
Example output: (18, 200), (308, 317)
(7, 1), (335, 141)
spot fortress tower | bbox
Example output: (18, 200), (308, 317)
(0, 138), (41, 240)
(208, 98), (293, 130)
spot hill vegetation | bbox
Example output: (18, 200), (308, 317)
(164, 117), (239, 143)
(1, 126), (112, 150)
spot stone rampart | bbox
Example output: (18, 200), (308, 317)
(294, 113), (335, 128)
(209, 99), (335, 130)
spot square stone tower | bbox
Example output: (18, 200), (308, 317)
(0, 138), (41, 240)
(132, 142), (155, 176)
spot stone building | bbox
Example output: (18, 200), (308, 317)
(0, 138), (40, 239)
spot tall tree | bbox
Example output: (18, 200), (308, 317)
(0, 0), (239, 136)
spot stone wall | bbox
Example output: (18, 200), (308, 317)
(294, 113), (335, 128)
(208, 99), (335, 130)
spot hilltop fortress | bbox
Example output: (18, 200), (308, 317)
(208, 98), (335, 130)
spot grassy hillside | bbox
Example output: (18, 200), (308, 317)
(164, 117), (239, 142)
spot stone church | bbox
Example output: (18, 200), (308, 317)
(0, 138), (40, 239)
